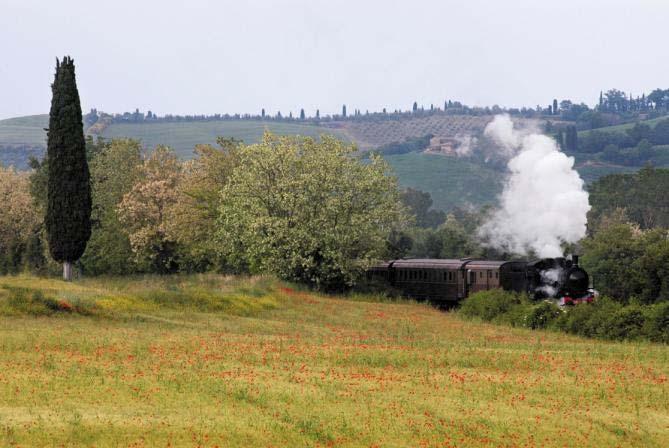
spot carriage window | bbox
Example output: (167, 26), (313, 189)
(495, 272), (499, 279)
(443, 272), (447, 281)
(423, 271), (427, 280)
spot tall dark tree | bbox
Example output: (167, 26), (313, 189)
(300, 108), (305, 120)
(342, 104), (347, 118)
(261, 108), (265, 118)
(45, 56), (92, 281)
(315, 109), (320, 119)
(565, 125), (578, 152)
(412, 101), (418, 112)
(553, 99), (558, 115)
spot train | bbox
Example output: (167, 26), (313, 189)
(367, 255), (596, 305)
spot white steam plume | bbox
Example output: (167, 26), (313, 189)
(478, 115), (590, 257)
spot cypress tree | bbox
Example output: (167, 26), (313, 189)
(342, 104), (347, 118)
(45, 56), (92, 281)
(300, 108), (305, 120)
(553, 99), (558, 115)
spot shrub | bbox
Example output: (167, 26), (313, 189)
(643, 302), (669, 343)
(1, 285), (92, 316)
(459, 289), (522, 321)
(555, 297), (621, 338)
(525, 301), (563, 329)
(601, 305), (646, 340)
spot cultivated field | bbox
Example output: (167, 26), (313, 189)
(340, 115), (494, 149)
(0, 275), (667, 447)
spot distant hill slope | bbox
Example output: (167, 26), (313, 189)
(100, 121), (350, 159)
(382, 152), (502, 211)
(578, 115), (668, 138)
(0, 114), (48, 146)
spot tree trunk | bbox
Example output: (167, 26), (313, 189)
(63, 261), (72, 281)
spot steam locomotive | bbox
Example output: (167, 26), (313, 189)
(367, 255), (595, 305)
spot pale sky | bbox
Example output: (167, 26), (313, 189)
(1, 0), (668, 120)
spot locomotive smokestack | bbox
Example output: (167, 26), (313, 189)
(572, 255), (579, 266)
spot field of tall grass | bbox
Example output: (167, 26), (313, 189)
(0, 274), (668, 446)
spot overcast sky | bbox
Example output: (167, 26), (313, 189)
(1, 0), (668, 120)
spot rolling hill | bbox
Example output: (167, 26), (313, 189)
(0, 114), (48, 147)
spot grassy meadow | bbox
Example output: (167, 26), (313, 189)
(0, 275), (667, 447)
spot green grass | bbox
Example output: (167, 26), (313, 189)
(0, 274), (667, 446)
(382, 152), (502, 211)
(101, 121), (350, 158)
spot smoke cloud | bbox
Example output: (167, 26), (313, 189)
(478, 115), (590, 257)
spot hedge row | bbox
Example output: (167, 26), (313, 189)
(458, 289), (669, 343)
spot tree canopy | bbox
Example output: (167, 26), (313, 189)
(217, 133), (407, 290)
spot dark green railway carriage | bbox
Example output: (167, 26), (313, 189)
(369, 258), (529, 302)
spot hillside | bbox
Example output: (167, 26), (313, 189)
(1, 274), (667, 447)
(0, 115), (350, 166)
(100, 121), (350, 159)
(336, 114), (494, 149)
(383, 152), (502, 210)
(0, 114), (48, 146)
(578, 115), (668, 138)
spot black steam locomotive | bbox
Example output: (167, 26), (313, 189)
(368, 255), (595, 305)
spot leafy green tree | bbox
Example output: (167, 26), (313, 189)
(651, 119), (669, 145)
(45, 56), (92, 281)
(218, 133), (407, 290)
(167, 138), (240, 271)
(0, 167), (42, 274)
(581, 223), (645, 301)
(80, 139), (142, 275)
(637, 229), (669, 304)
(117, 146), (182, 273)
(400, 188), (445, 228)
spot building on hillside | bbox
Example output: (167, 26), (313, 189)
(426, 136), (460, 155)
